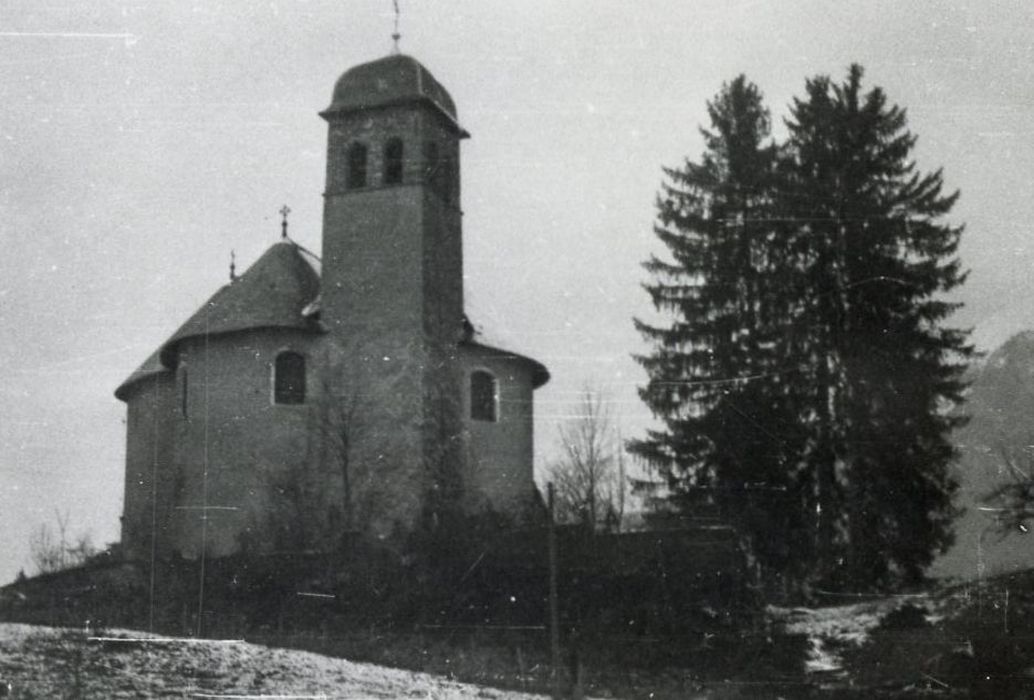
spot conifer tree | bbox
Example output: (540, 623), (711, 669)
(632, 77), (810, 576)
(784, 65), (971, 585)
(634, 67), (972, 588)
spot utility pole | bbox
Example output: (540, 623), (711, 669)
(548, 482), (561, 700)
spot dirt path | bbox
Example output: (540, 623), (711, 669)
(0, 623), (548, 699)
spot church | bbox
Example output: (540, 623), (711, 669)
(115, 53), (550, 562)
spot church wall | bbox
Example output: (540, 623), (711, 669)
(320, 104), (466, 536)
(167, 329), (332, 559)
(321, 185), (431, 538)
(120, 372), (177, 561)
(420, 181), (465, 516)
(460, 346), (537, 519)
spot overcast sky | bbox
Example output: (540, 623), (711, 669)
(1, 1), (1033, 584)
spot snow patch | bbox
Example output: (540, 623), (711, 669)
(770, 595), (930, 675)
(0, 623), (548, 699)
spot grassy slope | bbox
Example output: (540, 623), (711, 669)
(0, 623), (550, 699)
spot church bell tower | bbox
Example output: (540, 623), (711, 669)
(319, 54), (469, 535)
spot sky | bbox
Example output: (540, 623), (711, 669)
(1, 0), (1033, 584)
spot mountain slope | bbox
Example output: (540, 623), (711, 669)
(932, 330), (1034, 579)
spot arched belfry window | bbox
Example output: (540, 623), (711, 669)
(423, 141), (439, 181)
(274, 351), (306, 405)
(180, 366), (188, 418)
(441, 154), (454, 204)
(470, 370), (498, 422)
(384, 138), (404, 185)
(346, 142), (367, 190)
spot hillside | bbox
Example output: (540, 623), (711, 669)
(0, 623), (548, 699)
(778, 569), (1034, 697)
(932, 331), (1034, 579)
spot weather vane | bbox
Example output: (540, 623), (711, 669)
(391, 0), (402, 54)
(279, 204), (291, 239)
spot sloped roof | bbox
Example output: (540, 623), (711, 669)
(459, 316), (550, 389)
(115, 241), (322, 399)
(116, 240), (550, 399)
(321, 54), (467, 136)
(115, 348), (166, 398)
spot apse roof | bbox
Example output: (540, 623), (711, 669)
(460, 306), (550, 389)
(115, 238), (549, 399)
(115, 240), (322, 399)
(115, 348), (165, 399)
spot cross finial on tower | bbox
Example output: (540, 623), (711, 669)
(391, 0), (402, 54)
(229, 249), (237, 282)
(279, 204), (291, 239)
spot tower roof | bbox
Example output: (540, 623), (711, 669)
(321, 54), (466, 135)
(115, 241), (322, 399)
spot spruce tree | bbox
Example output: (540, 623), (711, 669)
(784, 65), (972, 586)
(634, 66), (972, 589)
(632, 77), (811, 576)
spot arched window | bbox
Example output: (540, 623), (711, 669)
(441, 155), (454, 204)
(180, 367), (188, 418)
(346, 142), (367, 190)
(383, 138), (404, 185)
(470, 370), (498, 422)
(274, 352), (306, 405)
(423, 140), (439, 181)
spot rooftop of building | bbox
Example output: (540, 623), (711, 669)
(115, 240), (322, 399)
(321, 54), (466, 135)
(116, 239), (548, 399)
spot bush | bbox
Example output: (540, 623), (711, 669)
(877, 603), (929, 630)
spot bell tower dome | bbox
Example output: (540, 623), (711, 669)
(318, 54), (468, 535)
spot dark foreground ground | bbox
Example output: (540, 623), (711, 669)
(3, 569), (1034, 698)
(777, 569), (1034, 698)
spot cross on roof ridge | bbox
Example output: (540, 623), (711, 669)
(279, 204), (291, 239)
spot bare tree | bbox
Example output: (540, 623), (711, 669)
(315, 375), (366, 535)
(983, 443), (1034, 537)
(547, 387), (627, 531)
(241, 380), (364, 555)
(29, 522), (62, 575)
(29, 509), (97, 575)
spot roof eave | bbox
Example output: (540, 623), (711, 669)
(460, 339), (550, 389)
(114, 368), (172, 402)
(319, 96), (470, 139)
(158, 322), (326, 369)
